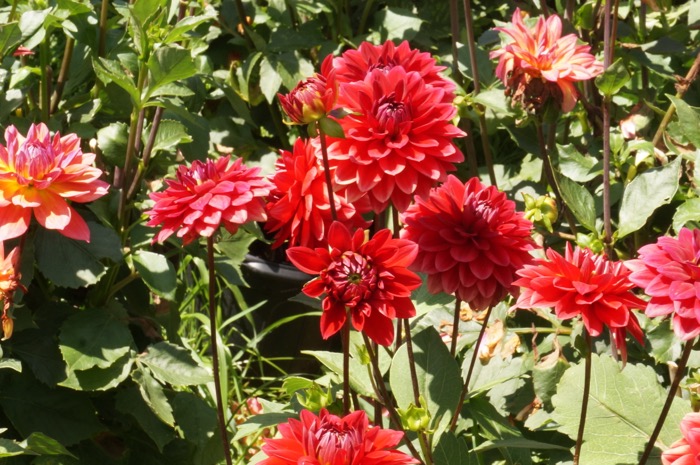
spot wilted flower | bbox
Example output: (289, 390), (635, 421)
(265, 138), (368, 249)
(327, 67), (465, 213)
(401, 175), (536, 311)
(287, 221), (422, 346)
(514, 243), (646, 362)
(260, 408), (418, 465)
(0, 123), (109, 242)
(278, 72), (335, 125)
(490, 8), (604, 113)
(662, 412), (700, 465)
(625, 228), (700, 341)
(146, 156), (272, 245)
(12, 46), (34, 57)
(0, 244), (22, 341)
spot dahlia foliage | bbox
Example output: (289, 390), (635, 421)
(514, 244), (646, 361)
(146, 156), (272, 245)
(490, 8), (604, 113)
(287, 222), (422, 346)
(662, 412), (700, 465)
(626, 228), (700, 341)
(260, 409), (418, 465)
(0, 123), (108, 242)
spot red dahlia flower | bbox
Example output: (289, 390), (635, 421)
(278, 72), (335, 125)
(625, 228), (700, 341)
(662, 412), (700, 465)
(401, 175), (536, 311)
(0, 123), (109, 242)
(146, 156), (271, 245)
(490, 8), (603, 113)
(260, 408), (418, 465)
(326, 67), (465, 213)
(286, 222), (422, 346)
(514, 244), (646, 362)
(265, 138), (368, 249)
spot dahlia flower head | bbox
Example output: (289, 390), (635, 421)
(401, 175), (536, 311)
(146, 156), (272, 245)
(260, 408), (418, 465)
(0, 243), (21, 298)
(278, 68), (336, 125)
(287, 221), (422, 346)
(625, 227), (700, 341)
(490, 8), (604, 113)
(0, 123), (109, 242)
(662, 412), (700, 465)
(514, 243), (646, 362)
(265, 138), (368, 249)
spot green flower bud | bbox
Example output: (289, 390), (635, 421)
(398, 402), (431, 432)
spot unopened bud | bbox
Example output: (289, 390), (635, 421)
(296, 384), (332, 412)
(398, 402), (431, 432)
(523, 194), (558, 232)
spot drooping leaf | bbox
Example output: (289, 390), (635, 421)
(618, 157), (681, 238)
(139, 341), (212, 386)
(58, 353), (133, 391)
(0, 358), (22, 372)
(595, 58), (631, 97)
(115, 386), (175, 452)
(557, 144), (601, 183)
(558, 175), (597, 232)
(668, 96), (700, 148)
(552, 353), (690, 464)
(259, 56), (283, 104)
(171, 391), (224, 465)
(132, 364), (175, 426)
(148, 119), (192, 154)
(0, 22), (21, 57)
(93, 57), (140, 105)
(132, 250), (177, 301)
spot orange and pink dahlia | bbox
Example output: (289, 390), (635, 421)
(326, 66), (465, 213)
(286, 221), (421, 346)
(0, 123), (109, 242)
(278, 72), (335, 125)
(625, 228), (700, 341)
(401, 175), (536, 311)
(490, 8), (603, 113)
(0, 243), (21, 340)
(514, 243), (646, 362)
(260, 408), (418, 465)
(662, 412), (700, 465)
(146, 156), (272, 245)
(265, 138), (368, 249)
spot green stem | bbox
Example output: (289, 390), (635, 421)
(342, 316), (351, 415)
(356, 0), (376, 36)
(50, 37), (74, 114)
(316, 122), (338, 221)
(450, 297), (462, 357)
(39, 39), (51, 123)
(206, 237), (233, 465)
(127, 106), (164, 201)
(637, 339), (695, 465)
(449, 306), (493, 431)
(573, 330), (592, 465)
(601, 0), (616, 258)
(403, 318), (421, 407)
(417, 432), (434, 465)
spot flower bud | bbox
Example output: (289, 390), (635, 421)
(296, 383), (332, 412)
(278, 75), (334, 125)
(523, 193), (558, 232)
(2, 314), (13, 341)
(398, 402), (431, 432)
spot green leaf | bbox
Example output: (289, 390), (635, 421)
(0, 22), (21, 56)
(149, 119), (192, 153)
(557, 143), (601, 183)
(132, 250), (177, 301)
(96, 122), (129, 166)
(19, 9), (49, 49)
(303, 350), (375, 397)
(115, 387), (175, 452)
(59, 306), (133, 371)
(595, 59), (630, 97)
(375, 7), (424, 41)
(668, 96), (700, 148)
(558, 175), (597, 232)
(472, 89), (512, 115)
(23, 432), (77, 458)
(0, 438), (24, 457)
(35, 221), (123, 288)
(259, 56), (283, 104)
(133, 364), (175, 426)
(171, 391), (224, 465)
(472, 438), (568, 452)
(282, 376), (314, 395)
(552, 353), (691, 464)
(469, 396), (533, 465)
(673, 198), (700, 233)
(318, 117), (344, 139)
(139, 341), (212, 386)
(233, 412), (296, 441)
(618, 157), (681, 238)
(0, 358), (22, 372)
(390, 327), (463, 432)
(433, 432), (477, 465)
(92, 57), (140, 106)
(163, 13), (216, 44)
(147, 45), (197, 96)
(58, 353), (133, 391)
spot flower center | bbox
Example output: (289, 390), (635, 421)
(326, 252), (377, 306)
(14, 141), (54, 182)
(374, 94), (410, 136)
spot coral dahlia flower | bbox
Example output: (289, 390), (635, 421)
(490, 8), (604, 113)
(662, 412), (700, 465)
(260, 408), (418, 465)
(326, 66), (465, 213)
(278, 71), (335, 125)
(401, 175), (536, 311)
(625, 228), (700, 341)
(146, 156), (271, 245)
(514, 244), (646, 361)
(265, 138), (367, 249)
(286, 222), (422, 346)
(0, 123), (109, 242)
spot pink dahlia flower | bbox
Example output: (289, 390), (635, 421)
(287, 221), (422, 346)
(662, 412), (700, 465)
(0, 123), (109, 242)
(490, 8), (604, 113)
(278, 71), (335, 125)
(514, 243), (646, 362)
(265, 138), (368, 249)
(146, 156), (272, 245)
(326, 66), (465, 213)
(625, 228), (700, 341)
(401, 175), (536, 310)
(326, 40), (456, 103)
(260, 408), (418, 465)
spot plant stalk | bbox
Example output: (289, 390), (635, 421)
(573, 330), (593, 465)
(206, 237), (233, 465)
(403, 318), (422, 407)
(317, 122), (338, 221)
(601, 0), (616, 258)
(450, 297), (462, 357)
(637, 339), (695, 465)
(50, 37), (74, 114)
(342, 316), (351, 415)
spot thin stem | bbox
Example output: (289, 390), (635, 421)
(98, 0), (109, 57)
(418, 432), (434, 465)
(39, 40), (51, 123)
(403, 319), (422, 407)
(450, 298), (462, 358)
(342, 316), (351, 415)
(50, 37), (74, 114)
(232, 0), (254, 48)
(449, 0), (462, 87)
(317, 123), (338, 221)
(573, 330), (592, 465)
(601, 0), (616, 258)
(127, 107), (164, 200)
(206, 237), (233, 465)
(356, 0), (376, 36)
(638, 339), (695, 465)
(449, 306), (493, 431)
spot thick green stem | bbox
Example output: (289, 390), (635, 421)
(573, 330), (592, 465)
(98, 0), (109, 57)
(638, 339), (695, 465)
